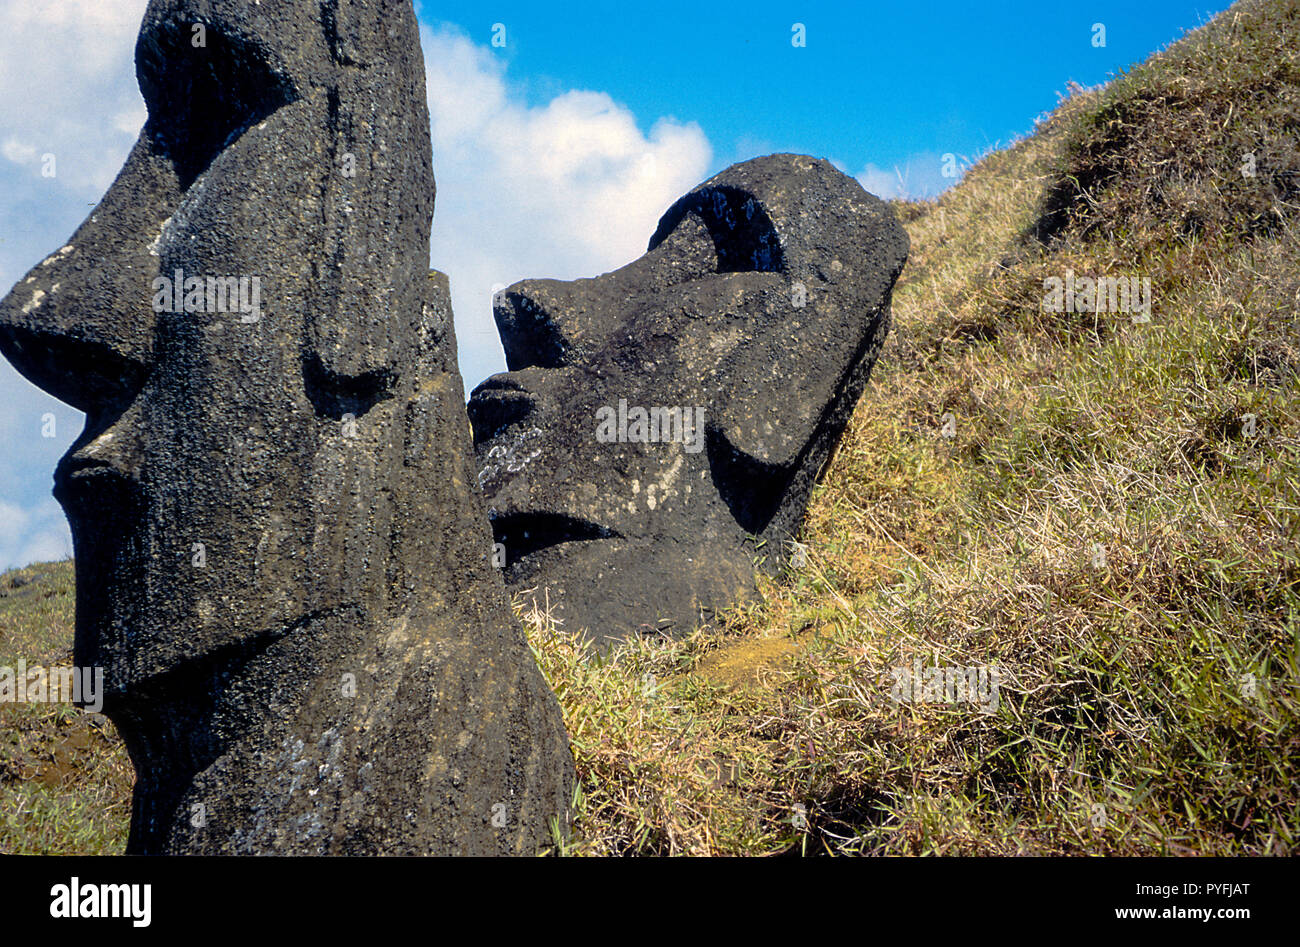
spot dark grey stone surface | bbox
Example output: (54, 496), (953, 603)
(0, 0), (574, 855)
(469, 154), (908, 648)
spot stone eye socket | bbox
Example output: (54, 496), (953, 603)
(302, 350), (396, 423)
(136, 19), (297, 189)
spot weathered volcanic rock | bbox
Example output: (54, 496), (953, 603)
(469, 155), (908, 648)
(0, 0), (574, 855)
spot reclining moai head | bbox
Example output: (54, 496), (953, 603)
(0, 0), (575, 855)
(469, 155), (908, 648)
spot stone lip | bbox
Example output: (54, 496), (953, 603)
(470, 153), (909, 649)
(0, 0), (575, 854)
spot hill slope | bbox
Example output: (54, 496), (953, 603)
(532, 0), (1300, 855)
(2, 0), (1298, 855)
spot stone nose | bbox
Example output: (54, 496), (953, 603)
(493, 274), (645, 371)
(0, 132), (179, 413)
(493, 280), (581, 371)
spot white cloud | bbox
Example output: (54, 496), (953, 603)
(0, 0), (148, 194)
(857, 152), (954, 202)
(857, 164), (908, 201)
(0, 497), (70, 569)
(1, 138), (38, 164)
(422, 25), (713, 388)
(0, 500), (29, 544)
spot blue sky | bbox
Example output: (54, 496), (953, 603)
(0, 0), (1230, 571)
(419, 0), (1230, 189)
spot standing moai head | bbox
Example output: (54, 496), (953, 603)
(469, 155), (909, 647)
(0, 0), (574, 855)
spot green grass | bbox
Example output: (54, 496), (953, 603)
(0, 562), (132, 854)
(2, 0), (1298, 856)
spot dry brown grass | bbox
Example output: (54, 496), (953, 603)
(533, 0), (1300, 856)
(3, 0), (1298, 857)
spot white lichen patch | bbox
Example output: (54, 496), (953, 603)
(477, 426), (543, 488)
(645, 454), (684, 512)
(21, 289), (45, 314)
(147, 217), (173, 257)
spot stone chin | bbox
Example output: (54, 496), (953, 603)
(53, 468), (145, 702)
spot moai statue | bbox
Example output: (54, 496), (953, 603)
(0, 0), (575, 854)
(469, 155), (908, 648)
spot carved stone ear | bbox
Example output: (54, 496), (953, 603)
(691, 157), (909, 521)
(704, 295), (892, 535)
(709, 289), (891, 471)
(307, 0), (434, 389)
(648, 185), (785, 273)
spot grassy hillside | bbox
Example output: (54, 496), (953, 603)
(536, 0), (1300, 855)
(0, 562), (131, 853)
(2, 0), (1297, 855)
